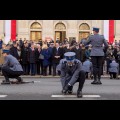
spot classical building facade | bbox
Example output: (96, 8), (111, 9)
(0, 20), (120, 43)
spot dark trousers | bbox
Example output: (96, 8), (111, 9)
(30, 63), (36, 75)
(85, 72), (89, 78)
(77, 70), (86, 91)
(2, 66), (23, 82)
(43, 66), (47, 76)
(109, 72), (117, 78)
(49, 64), (52, 75)
(53, 63), (59, 76)
(106, 59), (112, 74)
(91, 56), (104, 79)
(36, 60), (43, 75)
(36, 61), (40, 75)
(118, 61), (120, 74)
(40, 60), (43, 75)
(23, 64), (29, 75)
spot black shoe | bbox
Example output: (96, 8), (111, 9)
(91, 80), (98, 84)
(68, 86), (73, 94)
(97, 80), (102, 85)
(63, 84), (71, 94)
(77, 91), (82, 98)
(16, 77), (23, 83)
(1, 80), (11, 85)
(110, 77), (113, 79)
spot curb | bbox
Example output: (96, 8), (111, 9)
(0, 75), (115, 78)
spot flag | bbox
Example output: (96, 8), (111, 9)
(104, 20), (114, 44)
(5, 20), (16, 44)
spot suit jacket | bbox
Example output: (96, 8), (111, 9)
(52, 47), (63, 64)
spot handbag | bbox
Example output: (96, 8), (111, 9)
(39, 54), (44, 60)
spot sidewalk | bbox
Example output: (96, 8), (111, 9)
(0, 75), (115, 78)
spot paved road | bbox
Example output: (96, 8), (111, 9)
(0, 77), (120, 100)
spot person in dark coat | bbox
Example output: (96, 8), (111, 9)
(10, 42), (20, 61)
(36, 44), (43, 75)
(63, 43), (71, 54)
(48, 42), (54, 75)
(21, 42), (29, 75)
(80, 44), (86, 63)
(84, 27), (108, 85)
(28, 43), (37, 76)
(70, 38), (77, 47)
(52, 43), (63, 76)
(59, 52), (86, 98)
(71, 44), (81, 61)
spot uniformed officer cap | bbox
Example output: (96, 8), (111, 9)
(64, 52), (76, 61)
(2, 49), (10, 54)
(93, 27), (99, 32)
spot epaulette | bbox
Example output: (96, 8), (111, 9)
(74, 60), (79, 64)
(62, 60), (67, 64)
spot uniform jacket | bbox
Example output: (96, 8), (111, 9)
(60, 59), (82, 87)
(82, 59), (93, 73)
(84, 34), (108, 56)
(52, 47), (63, 64)
(2, 55), (23, 71)
(109, 61), (119, 73)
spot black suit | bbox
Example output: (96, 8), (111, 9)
(52, 47), (63, 76)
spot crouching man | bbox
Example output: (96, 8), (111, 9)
(109, 58), (119, 79)
(1, 49), (24, 84)
(60, 52), (86, 98)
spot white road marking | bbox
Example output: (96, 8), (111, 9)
(0, 95), (7, 98)
(51, 95), (101, 98)
(34, 81), (41, 83)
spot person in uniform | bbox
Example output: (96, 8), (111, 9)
(1, 49), (24, 84)
(109, 58), (119, 79)
(82, 58), (93, 79)
(84, 27), (108, 85)
(59, 52), (86, 98)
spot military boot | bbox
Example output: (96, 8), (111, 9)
(91, 75), (98, 84)
(16, 77), (23, 83)
(1, 80), (11, 85)
(97, 76), (102, 85)
(62, 84), (71, 94)
(68, 86), (73, 94)
(77, 90), (82, 98)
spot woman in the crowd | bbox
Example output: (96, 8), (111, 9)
(41, 44), (51, 76)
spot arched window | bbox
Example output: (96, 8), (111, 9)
(55, 23), (66, 30)
(30, 22), (42, 42)
(79, 23), (90, 30)
(30, 22), (42, 29)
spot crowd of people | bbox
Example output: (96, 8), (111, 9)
(0, 38), (120, 79)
